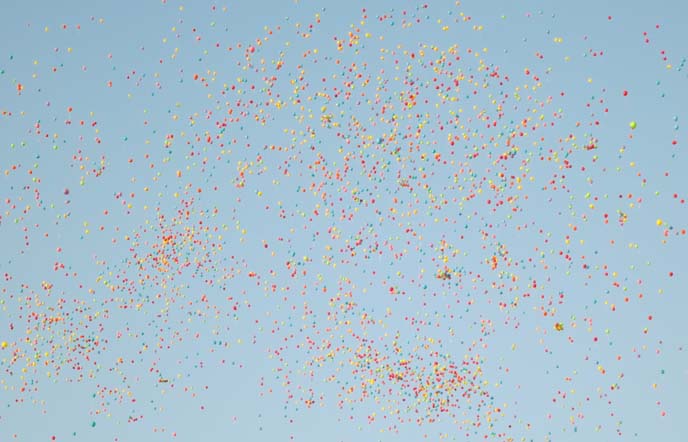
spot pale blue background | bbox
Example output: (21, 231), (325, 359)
(1, 1), (686, 441)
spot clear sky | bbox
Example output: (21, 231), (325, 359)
(1, 1), (687, 441)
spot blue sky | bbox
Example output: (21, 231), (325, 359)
(1, 1), (687, 441)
